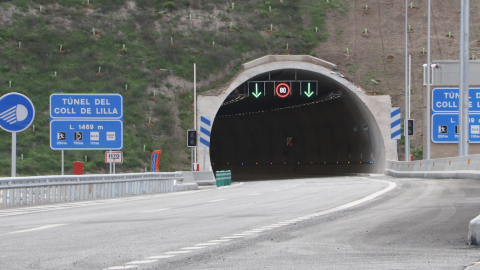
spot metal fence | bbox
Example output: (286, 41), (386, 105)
(0, 172), (182, 208)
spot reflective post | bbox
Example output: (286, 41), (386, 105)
(61, 150), (64, 175)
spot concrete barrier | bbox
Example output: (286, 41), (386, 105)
(468, 215), (480, 245)
(386, 154), (480, 245)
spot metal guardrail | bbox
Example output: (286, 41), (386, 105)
(0, 172), (182, 208)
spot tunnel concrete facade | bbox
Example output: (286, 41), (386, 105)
(197, 55), (394, 176)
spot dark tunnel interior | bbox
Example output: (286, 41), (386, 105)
(210, 69), (382, 179)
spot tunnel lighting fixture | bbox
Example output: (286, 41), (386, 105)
(298, 162), (300, 164)
(324, 162), (326, 164)
(222, 95), (247, 106)
(271, 162), (273, 165)
(227, 163), (229, 165)
(370, 161), (373, 164)
(242, 163), (243, 165)
(348, 161), (350, 164)
(311, 162), (313, 164)
(218, 94), (340, 118)
(284, 162), (286, 165)
(359, 162), (361, 164)
(337, 162), (339, 164)
(256, 162), (258, 165)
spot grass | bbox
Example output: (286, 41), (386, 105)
(0, 0), (337, 176)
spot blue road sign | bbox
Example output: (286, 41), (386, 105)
(50, 93), (123, 119)
(432, 88), (480, 113)
(50, 120), (123, 150)
(431, 113), (480, 143)
(0, 92), (35, 132)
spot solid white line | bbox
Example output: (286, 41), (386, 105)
(126, 260), (157, 264)
(233, 233), (253, 236)
(243, 231), (261, 233)
(146, 255), (176, 259)
(164, 250), (191, 254)
(108, 266), (137, 269)
(9, 224), (66, 234)
(221, 236), (243, 239)
(142, 208), (170, 213)
(195, 243), (218, 246)
(208, 199), (225, 202)
(181, 247), (205, 250)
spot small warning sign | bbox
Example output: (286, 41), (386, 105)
(287, 137), (293, 147)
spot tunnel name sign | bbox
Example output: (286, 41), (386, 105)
(431, 88), (480, 143)
(50, 93), (123, 150)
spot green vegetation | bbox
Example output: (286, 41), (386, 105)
(0, 0), (339, 175)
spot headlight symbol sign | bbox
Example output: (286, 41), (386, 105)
(0, 93), (35, 132)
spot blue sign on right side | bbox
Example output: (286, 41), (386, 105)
(432, 88), (480, 143)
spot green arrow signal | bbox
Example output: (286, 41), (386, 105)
(252, 83), (262, 98)
(304, 83), (314, 97)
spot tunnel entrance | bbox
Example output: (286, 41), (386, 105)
(197, 56), (394, 179)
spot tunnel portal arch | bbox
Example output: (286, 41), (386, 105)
(197, 55), (394, 177)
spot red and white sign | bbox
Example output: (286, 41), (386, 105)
(276, 83), (290, 98)
(287, 137), (294, 147)
(105, 151), (123, 163)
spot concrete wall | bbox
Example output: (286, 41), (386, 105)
(197, 55), (395, 174)
(385, 154), (480, 179)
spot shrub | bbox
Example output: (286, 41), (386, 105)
(165, 1), (174, 8)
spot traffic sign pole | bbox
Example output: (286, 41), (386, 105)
(61, 150), (64, 175)
(426, 0), (431, 159)
(11, 132), (16, 177)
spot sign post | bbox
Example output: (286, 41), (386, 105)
(0, 93), (35, 177)
(50, 93), (123, 174)
(199, 116), (211, 171)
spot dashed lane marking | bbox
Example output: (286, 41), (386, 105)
(247, 193), (261, 196)
(146, 255), (175, 259)
(163, 251), (191, 254)
(208, 199), (225, 203)
(107, 266), (137, 269)
(126, 260), (157, 264)
(181, 247), (205, 250)
(8, 224), (66, 234)
(142, 208), (170, 213)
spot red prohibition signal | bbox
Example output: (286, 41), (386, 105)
(276, 83), (290, 98)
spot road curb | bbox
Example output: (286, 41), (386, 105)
(385, 169), (480, 180)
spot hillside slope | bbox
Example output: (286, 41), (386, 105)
(0, 0), (341, 175)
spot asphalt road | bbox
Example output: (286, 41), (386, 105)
(1, 175), (480, 270)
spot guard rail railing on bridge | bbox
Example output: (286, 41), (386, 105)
(0, 172), (182, 208)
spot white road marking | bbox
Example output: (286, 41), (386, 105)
(208, 239), (231, 242)
(247, 193), (261, 196)
(195, 243), (219, 246)
(9, 224), (66, 234)
(208, 199), (225, 202)
(271, 189), (280, 192)
(163, 251), (191, 254)
(243, 231), (261, 233)
(146, 255), (176, 259)
(126, 260), (157, 264)
(108, 266), (137, 269)
(221, 236), (244, 239)
(181, 247), (205, 250)
(142, 208), (170, 213)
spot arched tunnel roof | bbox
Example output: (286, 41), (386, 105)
(197, 55), (394, 179)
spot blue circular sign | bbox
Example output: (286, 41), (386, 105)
(0, 93), (35, 132)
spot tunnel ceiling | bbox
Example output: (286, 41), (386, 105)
(210, 69), (377, 177)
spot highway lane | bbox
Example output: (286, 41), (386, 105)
(0, 175), (479, 269)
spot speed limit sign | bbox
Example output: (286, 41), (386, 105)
(275, 83), (290, 98)
(105, 151), (123, 163)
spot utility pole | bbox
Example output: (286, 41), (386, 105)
(404, 0), (410, 161)
(459, 0), (470, 156)
(425, 0), (431, 159)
